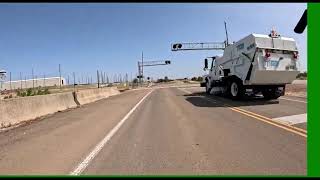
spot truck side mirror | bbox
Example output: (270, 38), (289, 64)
(204, 59), (208, 69)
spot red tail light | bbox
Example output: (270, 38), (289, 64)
(265, 49), (271, 60)
(293, 52), (298, 59)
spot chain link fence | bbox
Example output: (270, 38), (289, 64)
(0, 66), (140, 100)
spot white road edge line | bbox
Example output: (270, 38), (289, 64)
(69, 89), (154, 175)
(279, 97), (307, 104)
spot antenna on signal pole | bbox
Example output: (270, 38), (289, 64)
(224, 21), (229, 46)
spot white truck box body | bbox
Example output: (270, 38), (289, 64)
(214, 34), (299, 85)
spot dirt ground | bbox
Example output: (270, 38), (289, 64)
(285, 82), (307, 97)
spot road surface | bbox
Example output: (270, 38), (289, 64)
(0, 85), (306, 175)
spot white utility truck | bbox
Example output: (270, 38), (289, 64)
(200, 30), (300, 99)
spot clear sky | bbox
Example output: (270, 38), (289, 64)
(0, 3), (307, 82)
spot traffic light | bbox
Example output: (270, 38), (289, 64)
(173, 44), (182, 49)
(165, 60), (171, 64)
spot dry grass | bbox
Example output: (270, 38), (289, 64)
(285, 83), (307, 97)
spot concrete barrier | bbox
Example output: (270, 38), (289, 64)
(0, 87), (120, 129)
(0, 92), (77, 128)
(292, 80), (307, 85)
(75, 87), (120, 105)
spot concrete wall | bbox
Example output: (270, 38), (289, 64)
(0, 77), (66, 91)
(0, 87), (120, 128)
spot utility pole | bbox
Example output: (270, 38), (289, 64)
(97, 70), (100, 88)
(125, 73), (128, 83)
(101, 71), (104, 85)
(81, 75), (83, 85)
(35, 75), (37, 87)
(224, 21), (229, 46)
(141, 51), (144, 85)
(32, 68), (34, 89)
(73, 72), (76, 92)
(59, 64), (61, 90)
(9, 72), (11, 90)
(20, 72), (22, 89)
(43, 74), (46, 87)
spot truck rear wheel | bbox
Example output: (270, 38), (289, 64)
(262, 89), (281, 100)
(227, 79), (244, 100)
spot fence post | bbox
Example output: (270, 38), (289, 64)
(73, 72), (76, 92)
(9, 72), (12, 90)
(97, 70), (100, 88)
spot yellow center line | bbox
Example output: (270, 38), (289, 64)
(178, 88), (307, 138)
(228, 107), (307, 138)
(230, 106), (307, 134)
(202, 97), (307, 138)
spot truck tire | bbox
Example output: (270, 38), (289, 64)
(205, 81), (212, 94)
(262, 88), (281, 100)
(227, 79), (244, 100)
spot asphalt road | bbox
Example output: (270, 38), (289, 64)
(0, 85), (306, 175)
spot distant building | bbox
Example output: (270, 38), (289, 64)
(0, 77), (66, 91)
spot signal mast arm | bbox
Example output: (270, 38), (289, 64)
(171, 42), (225, 51)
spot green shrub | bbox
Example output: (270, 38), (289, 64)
(17, 90), (21, 96)
(296, 71), (307, 80)
(44, 88), (50, 94)
(15, 87), (50, 97)
(26, 88), (33, 96)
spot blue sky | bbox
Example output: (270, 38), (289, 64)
(0, 3), (307, 82)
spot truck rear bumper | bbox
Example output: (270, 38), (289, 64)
(248, 70), (299, 85)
